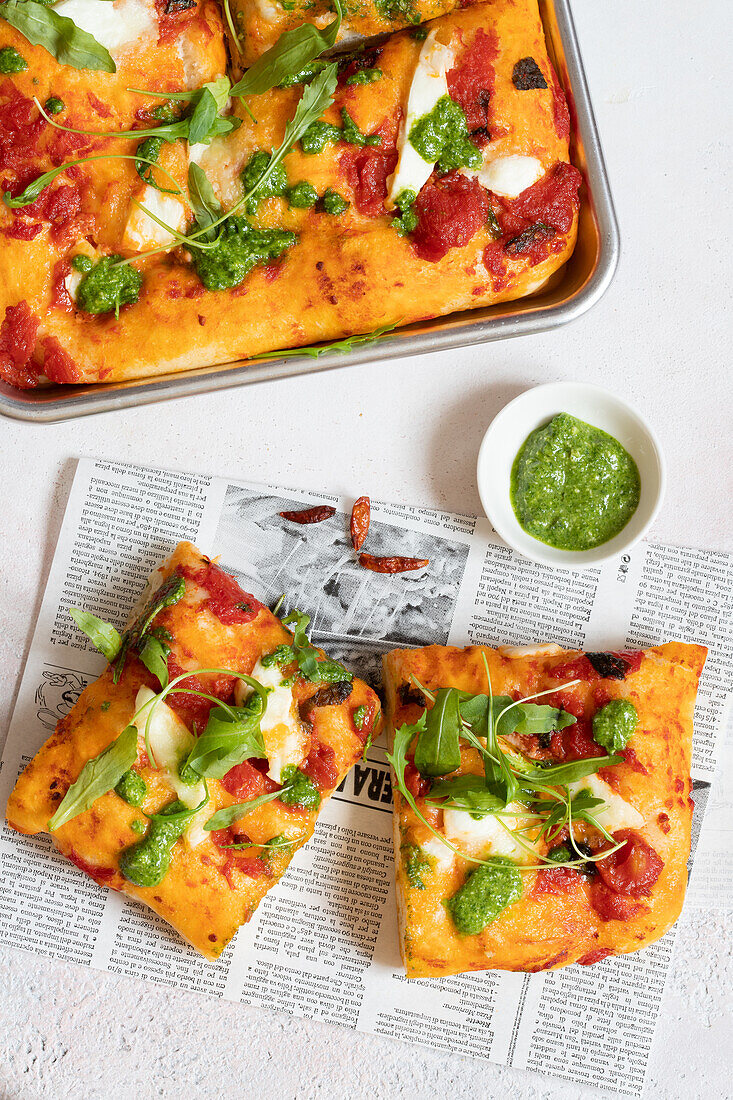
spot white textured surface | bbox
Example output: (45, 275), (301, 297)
(1, 0), (732, 1095)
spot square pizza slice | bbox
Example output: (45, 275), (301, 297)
(383, 641), (706, 977)
(6, 540), (380, 959)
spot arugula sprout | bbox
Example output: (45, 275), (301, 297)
(181, 689), (267, 780)
(204, 787), (291, 831)
(229, 0), (342, 99)
(388, 661), (626, 871)
(69, 608), (122, 661)
(49, 724), (138, 831)
(0, 0), (115, 72)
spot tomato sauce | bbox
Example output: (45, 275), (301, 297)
(220, 760), (277, 800)
(0, 301), (41, 389)
(301, 740), (337, 791)
(577, 948), (614, 966)
(404, 759), (430, 799)
(412, 171), (488, 261)
(595, 829), (663, 898)
(339, 115), (399, 217)
(0, 81), (44, 174)
(179, 561), (265, 625)
(446, 29), (499, 132)
(549, 718), (605, 762)
(41, 336), (81, 384)
(533, 865), (580, 895)
(2, 221), (42, 240)
(590, 883), (644, 923)
(165, 658), (236, 726)
(492, 162), (581, 264)
(67, 849), (117, 886)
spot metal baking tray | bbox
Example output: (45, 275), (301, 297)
(0, 0), (619, 423)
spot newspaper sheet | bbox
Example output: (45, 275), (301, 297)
(1, 458), (731, 1097)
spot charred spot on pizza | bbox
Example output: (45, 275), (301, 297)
(165, 0), (196, 10)
(505, 222), (556, 254)
(586, 652), (630, 680)
(303, 681), (353, 711)
(399, 682), (428, 708)
(337, 45), (384, 82)
(512, 56), (548, 90)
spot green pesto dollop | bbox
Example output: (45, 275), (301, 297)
(408, 94), (482, 173)
(130, 818), (146, 835)
(115, 769), (147, 807)
(353, 705), (367, 730)
(44, 95), (65, 116)
(402, 843), (432, 890)
(510, 413), (641, 551)
(592, 698), (638, 753)
(446, 857), (523, 935)
(377, 0), (419, 22)
(119, 800), (190, 887)
(0, 46), (27, 74)
(287, 180), (318, 208)
(340, 108), (381, 148)
(242, 150), (288, 213)
(393, 188), (418, 236)
(278, 59), (329, 88)
(71, 253), (93, 273)
(279, 766), (321, 810)
(301, 119), (342, 155)
(135, 135), (164, 185)
(76, 255), (142, 317)
(346, 68), (383, 87)
(321, 188), (349, 216)
(191, 216), (297, 291)
(410, 24), (428, 40)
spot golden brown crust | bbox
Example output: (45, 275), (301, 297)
(383, 642), (707, 978)
(6, 540), (381, 959)
(0, 0), (578, 386)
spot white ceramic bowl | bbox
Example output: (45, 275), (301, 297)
(476, 382), (666, 568)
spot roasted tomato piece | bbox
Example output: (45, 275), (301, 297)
(595, 829), (663, 898)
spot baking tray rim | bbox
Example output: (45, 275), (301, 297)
(0, 0), (620, 424)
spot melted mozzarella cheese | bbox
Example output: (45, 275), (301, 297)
(253, 0), (281, 23)
(235, 660), (307, 784)
(442, 802), (539, 864)
(473, 154), (543, 198)
(53, 0), (156, 57)
(498, 643), (563, 659)
(418, 834), (455, 872)
(567, 774), (644, 833)
(386, 30), (455, 208)
(133, 686), (205, 809)
(122, 186), (187, 253)
(64, 269), (83, 302)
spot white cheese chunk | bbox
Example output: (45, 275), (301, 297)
(122, 186), (187, 253)
(386, 30), (455, 209)
(442, 802), (538, 865)
(473, 154), (544, 198)
(235, 660), (307, 784)
(253, 0), (281, 23)
(498, 643), (563, 659)
(53, 0), (156, 57)
(63, 269), (83, 302)
(419, 834), (455, 873)
(133, 686), (205, 809)
(567, 774), (644, 834)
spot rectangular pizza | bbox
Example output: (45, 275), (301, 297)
(383, 641), (706, 977)
(0, 0), (581, 387)
(6, 540), (380, 959)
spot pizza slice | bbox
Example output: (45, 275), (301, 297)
(382, 641), (706, 977)
(0, 0), (581, 387)
(6, 540), (380, 959)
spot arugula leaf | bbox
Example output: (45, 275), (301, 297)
(187, 162), (223, 242)
(145, 790), (209, 828)
(204, 787), (289, 831)
(250, 322), (400, 361)
(187, 87), (218, 146)
(0, 0), (115, 72)
(413, 688), (462, 777)
(427, 775), (505, 818)
(69, 608), (122, 661)
(497, 702), (576, 740)
(519, 754), (622, 788)
(183, 693), (267, 780)
(3, 153), (180, 209)
(137, 633), (171, 689)
(49, 724), (138, 831)
(230, 0), (341, 99)
(112, 573), (186, 684)
(280, 609), (320, 682)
